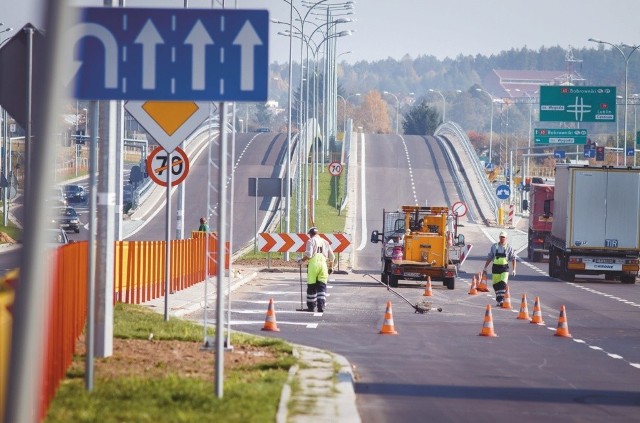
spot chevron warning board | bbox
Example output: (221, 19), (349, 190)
(258, 233), (352, 253)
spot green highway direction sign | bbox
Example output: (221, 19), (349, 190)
(534, 128), (588, 145)
(539, 86), (616, 122)
(637, 130), (640, 145)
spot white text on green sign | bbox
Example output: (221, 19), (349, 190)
(534, 128), (588, 145)
(539, 86), (616, 123)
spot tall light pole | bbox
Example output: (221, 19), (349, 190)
(476, 88), (495, 166)
(515, 89), (537, 180)
(337, 93), (359, 134)
(383, 91), (400, 134)
(589, 38), (640, 166)
(428, 89), (446, 122)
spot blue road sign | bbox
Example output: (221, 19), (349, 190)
(70, 8), (269, 101)
(496, 184), (510, 200)
(584, 148), (595, 158)
(627, 147), (635, 157)
(554, 150), (566, 159)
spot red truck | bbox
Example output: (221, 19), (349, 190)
(527, 183), (554, 262)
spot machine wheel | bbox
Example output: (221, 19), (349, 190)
(621, 274), (637, 284)
(444, 277), (455, 290)
(388, 275), (399, 288)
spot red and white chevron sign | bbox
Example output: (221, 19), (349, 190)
(258, 233), (352, 253)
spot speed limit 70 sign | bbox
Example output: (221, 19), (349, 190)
(328, 161), (343, 176)
(146, 146), (190, 187)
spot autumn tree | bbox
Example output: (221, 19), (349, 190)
(353, 91), (392, 134)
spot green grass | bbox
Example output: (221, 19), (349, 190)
(44, 304), (294, 423)
(240, 163), (348, 261)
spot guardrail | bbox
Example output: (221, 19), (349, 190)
(435, 122), (499, 219)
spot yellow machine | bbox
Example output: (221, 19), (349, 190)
(371, 205), (468, 289)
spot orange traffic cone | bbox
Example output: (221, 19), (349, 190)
(501, 285), (512, 309)
(379, 301), (398, 335)
(468, 276), (478, 295)
(261, 298), (280, 332)
(478, 304), (498, 337)
(478, 271), (490, 292)
(423, 277), (433, 297)
(554, 305), (572, 338)
(530, 296), (545, 325)
(516, 293), (531, 321)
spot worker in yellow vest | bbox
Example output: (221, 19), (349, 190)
(298, 227), (335, 313)
(483, 231), (517, 307)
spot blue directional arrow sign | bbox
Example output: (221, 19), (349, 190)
(627, 147), (635, 157)
(584, 148), (596, 158)
(69, 8), (269, 101)
(496, 184), (510, 200)
(554, 150), (566, 159)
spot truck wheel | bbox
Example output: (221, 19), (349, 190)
(444, 277), (455, 290)
(381, 273), (388, 284)
(621, 274), (637, 284)
(388, 275), (399, 288)
(548, 248), (556, 277)
(562, 272), (575, 282)
(532, 251), (543, 262)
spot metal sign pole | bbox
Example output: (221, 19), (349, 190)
(216, 101), (228, 398)
(164, 152), (172, 322)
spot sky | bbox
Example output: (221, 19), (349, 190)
(2, 0), (639, 65)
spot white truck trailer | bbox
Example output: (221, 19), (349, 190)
(548, 165), (640, 284)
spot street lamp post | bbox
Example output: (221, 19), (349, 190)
(476, 88), (495, 165)
(428, 89), (446, 122)
(383, 91), (400, 134)
(589, 38), (640, 166)
(337, 93), (359, 134)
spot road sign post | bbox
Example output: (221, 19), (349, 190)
(539, 86), (616, 123)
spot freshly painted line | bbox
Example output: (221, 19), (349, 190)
(607, 354), (623, 359)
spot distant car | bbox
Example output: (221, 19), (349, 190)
(47, 228), (70, 245)
(256, 127), (271, 133)
(47, 186), (67, 207)
(54, 207), (81, 233)
(63, 184), (87, 202)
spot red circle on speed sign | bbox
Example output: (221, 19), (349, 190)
(146, 146), (190, 187)
(328, 161), (343, 176)
(451, 201), (467, 217)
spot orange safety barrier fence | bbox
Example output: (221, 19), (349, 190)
(0, 269), (18, 419)
(2, 231), (230, 419)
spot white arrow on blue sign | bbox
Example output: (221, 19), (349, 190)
(496, 184), (510, 200)
(69, 8), (269, 101)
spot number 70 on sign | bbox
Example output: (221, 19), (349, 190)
(146, 146), (191, 187)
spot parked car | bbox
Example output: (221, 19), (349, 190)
(63, 184), (87, 202)
(54, 207), (81, 233)
(256, 127), (271, 133)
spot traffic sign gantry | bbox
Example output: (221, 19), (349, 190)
(539, 86), (616, 123)
(70, 8), (269, 101)
(146, 146), (190, 187)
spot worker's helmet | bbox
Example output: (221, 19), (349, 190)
(499, 231), (507, 238)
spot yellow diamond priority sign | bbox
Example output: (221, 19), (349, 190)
(125, 100), (210, 153)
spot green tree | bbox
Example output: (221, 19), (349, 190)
(402, 100), (440, 135)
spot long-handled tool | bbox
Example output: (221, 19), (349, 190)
(295, 263), (308, 312)
(366, 274), (442, 314)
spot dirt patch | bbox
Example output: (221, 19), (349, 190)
(0, 232), (16, 244)
(71, 336), (277, 380)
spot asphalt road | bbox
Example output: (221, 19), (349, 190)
(184, 132), (640, 422)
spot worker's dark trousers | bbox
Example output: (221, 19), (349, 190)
(493, 281), (507, 303)
(307, 282), (327, 311)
